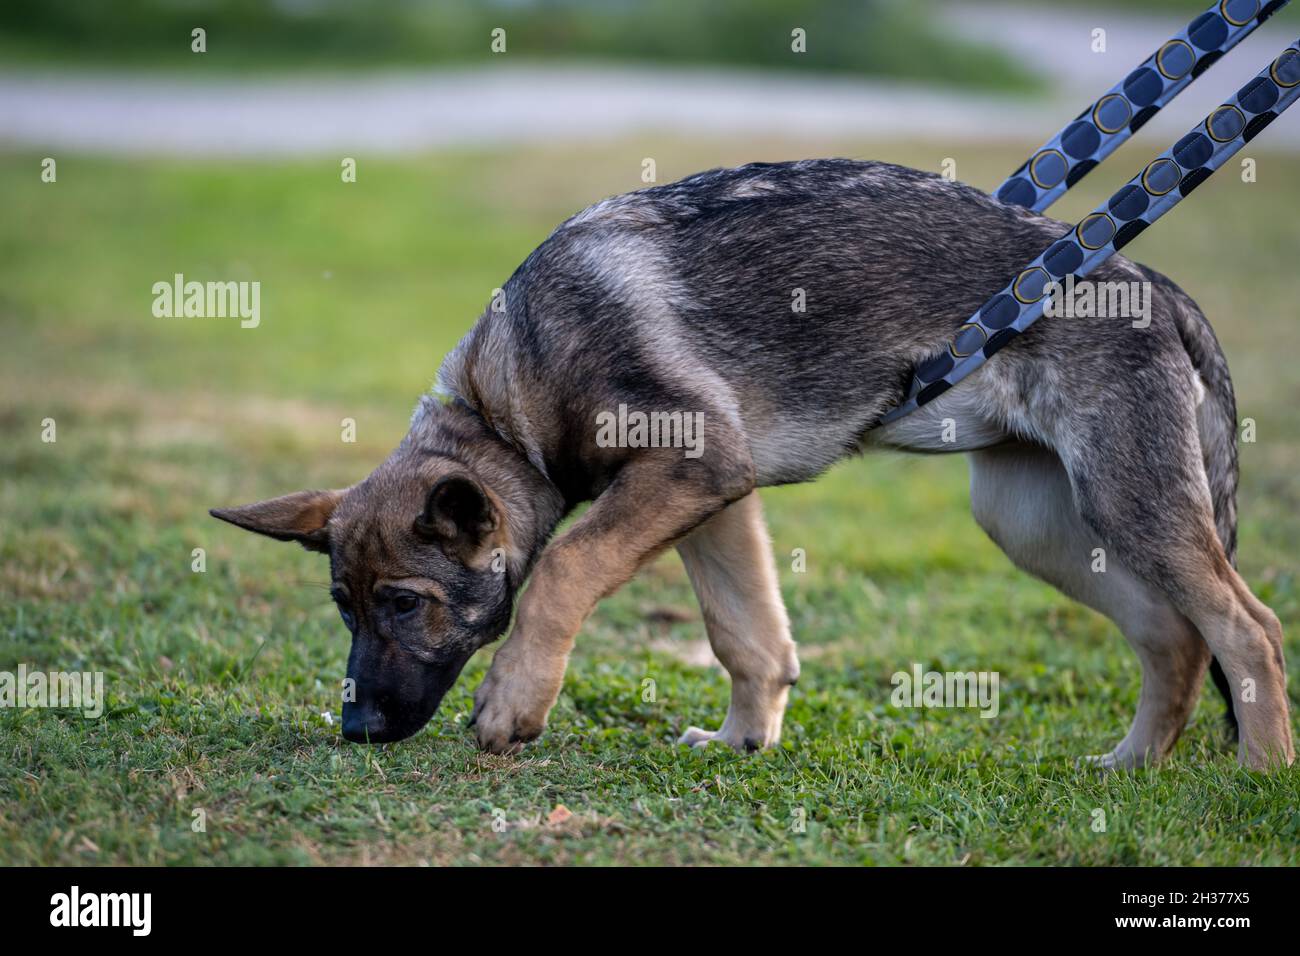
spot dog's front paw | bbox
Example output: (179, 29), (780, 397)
(470, 647), (557, 755)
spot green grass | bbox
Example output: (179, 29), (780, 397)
(1, 138), (1298, 865)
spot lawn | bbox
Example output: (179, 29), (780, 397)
(1, 137), (1298, 865)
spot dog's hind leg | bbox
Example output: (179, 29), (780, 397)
(675, 491), (800, 751)
(1042, 384), (1293, 770)
(969, 443), (1210, 768)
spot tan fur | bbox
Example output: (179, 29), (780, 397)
(471, 454), (743, 753)
(970, 443), (1292, 771)
(675, 492), (800, 750)
(1185, 559), (1294, 769)
(210, 487), (346, 552)
(970, 445), (1208, 768)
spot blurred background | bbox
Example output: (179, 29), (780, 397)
(2, 0), (1299, 864)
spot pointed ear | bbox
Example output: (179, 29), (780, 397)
(413, 475), (498, 557)
(209, 489), (346, 553)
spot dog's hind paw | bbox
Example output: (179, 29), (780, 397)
(678, 726), (719, 747)
(1079, 749), (1147, 771)
(677, 726), (767, 753)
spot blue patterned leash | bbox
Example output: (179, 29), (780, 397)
(997, 0), (1289, 213)
(881, 40), (1300, 425)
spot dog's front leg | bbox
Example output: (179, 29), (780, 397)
(471, 454), (747, 754)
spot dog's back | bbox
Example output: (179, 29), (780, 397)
(441, 159), (1222, 491)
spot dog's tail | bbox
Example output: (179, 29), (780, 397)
(1147, 266), (1240, 739)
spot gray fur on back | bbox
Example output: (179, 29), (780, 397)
(437, 159), (1233, 536)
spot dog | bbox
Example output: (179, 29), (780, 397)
(211, 159), (1294, 770)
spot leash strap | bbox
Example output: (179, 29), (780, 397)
(996, 0), (1289, 213)
(881, 39), (1300, 426)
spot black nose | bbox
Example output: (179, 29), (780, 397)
(341, 705), (391, 744)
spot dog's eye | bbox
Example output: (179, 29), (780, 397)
(392, 592), (420, 617)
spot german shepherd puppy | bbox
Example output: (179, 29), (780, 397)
(212, 159), (1293, 770)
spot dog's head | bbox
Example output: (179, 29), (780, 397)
(211, 465), (514, 744)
